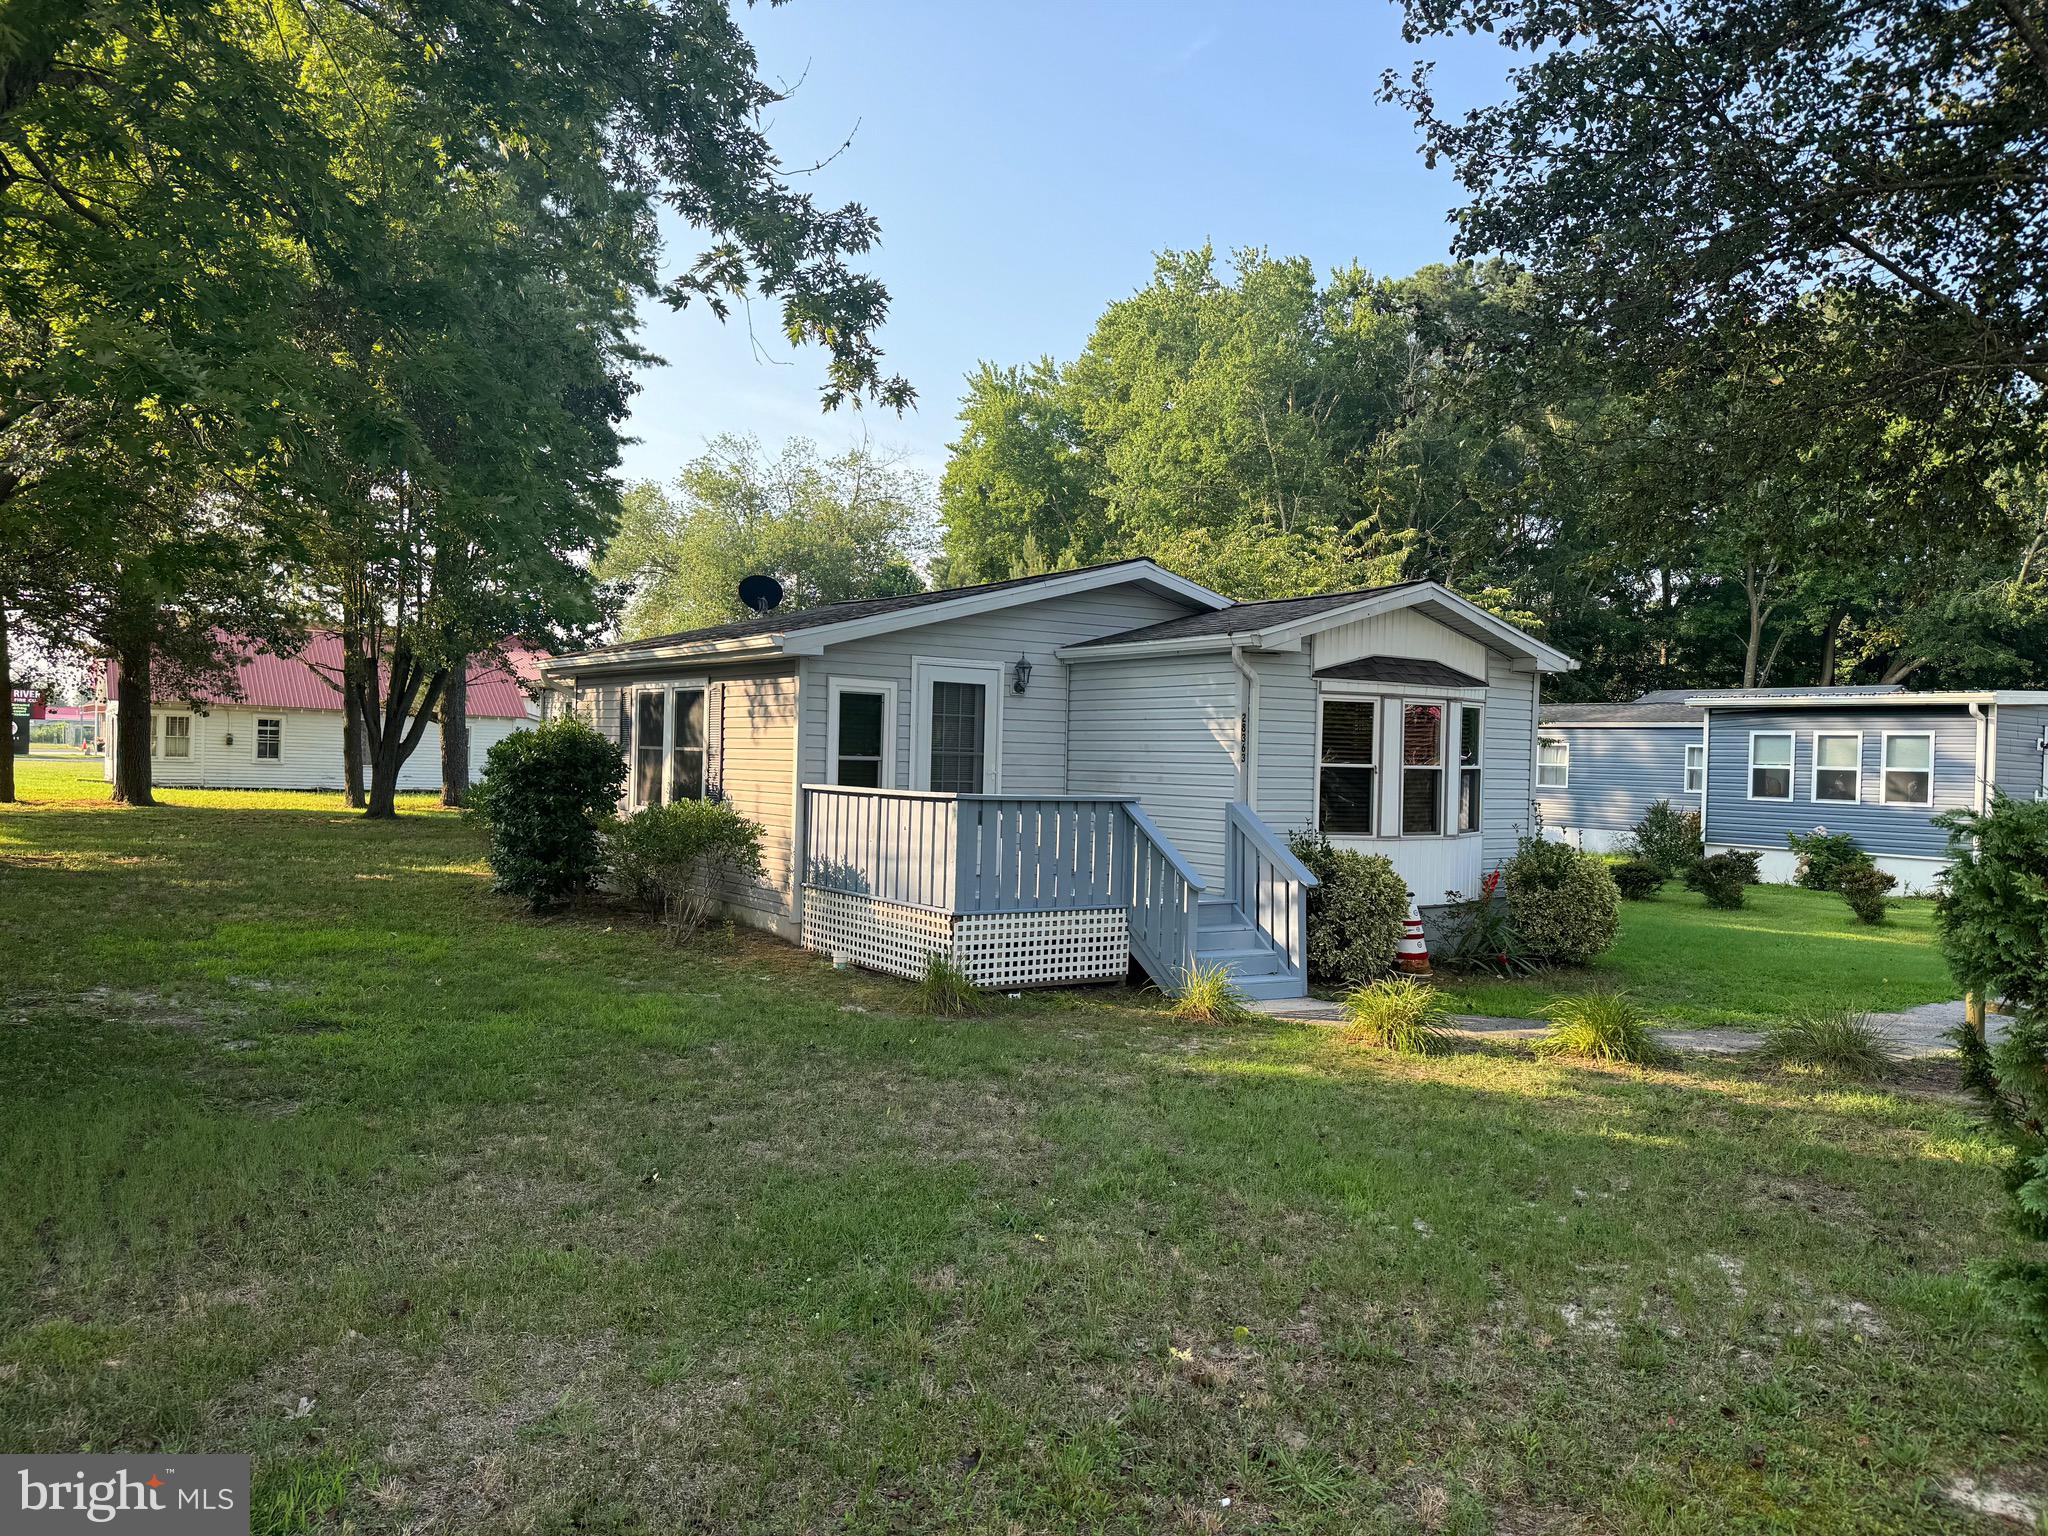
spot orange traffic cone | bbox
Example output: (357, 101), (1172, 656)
(1398, 902), (1431, 975)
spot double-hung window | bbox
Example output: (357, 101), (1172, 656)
(1537, 737), (1569, 789)
(628, 686), (707, 808)
(1748, 732), (1793, 800)
(1812, 732), (1861, 804)
(1882, 733), (1934, 806)
(163, 715), (191, 759)
(1457, 705), (1482, 833)
(255, 717), (283, 762)
(1400, 702), (1445, 836)
(1317, 698), (1376, 835)
(1683, 743), (1704, 794)
(828, 679), (895, 788)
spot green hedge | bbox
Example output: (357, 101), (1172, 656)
(1288, 831), (1409, 986)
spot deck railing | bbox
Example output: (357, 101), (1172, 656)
(801, 786), (1205, 989)
(1223, 801), (1318, 993)
(1122, 801), (1206, 991)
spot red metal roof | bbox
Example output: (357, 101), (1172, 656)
(106, 633), (542, 719)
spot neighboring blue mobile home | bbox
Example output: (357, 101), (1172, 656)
(1540, 686), (2048, 892)
(1534, 692), (1706, 851)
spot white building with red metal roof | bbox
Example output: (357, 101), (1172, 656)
(100, 634), (544, 792)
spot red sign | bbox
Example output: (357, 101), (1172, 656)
(9, 687), (47, 719)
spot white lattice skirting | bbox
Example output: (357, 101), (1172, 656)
(802, 887), (1128, 989)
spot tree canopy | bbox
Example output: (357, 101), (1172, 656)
(599, 435), (934, 639)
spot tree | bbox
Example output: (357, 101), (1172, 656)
(598, 435), (933, 638)
(1385, 0), (2048, 404)
(6, 0), (914, 811)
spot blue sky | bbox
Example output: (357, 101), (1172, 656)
(621, 1), (1517, 488)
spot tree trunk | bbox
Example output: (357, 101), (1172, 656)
(360, 646), (448, 819)
(342, 683), (365, 809)
(111, 639), (154, 806)
(0, 600), (15, 804)
(440, 659), (468, 807)
(1816, 608), (1847, 686)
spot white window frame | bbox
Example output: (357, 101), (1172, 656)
(1746, 731), (1794, 801)
(624, 681), (710, 811)
(253, 716), (284, 763)
(1314, 691), (1378, 838)
(1810, 731), (1863, 805)
(1396, 697), (1449, 839)
(1456, 702), (1483, 834)
(1683, 742), (1704, 795)
(826, 676), (897, 788)
(1880, 730), (1936, 808)
(910, 658), (1002, 794)
(162, 713), (192, 760)
(1537, 736), (1569, 789)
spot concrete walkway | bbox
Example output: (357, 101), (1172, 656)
(1250, 994), (1998, 1061)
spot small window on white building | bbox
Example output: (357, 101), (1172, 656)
(1882, 733), (1934, 806)
(1748, 732), (1793, 800)
(1317, 698), (1376, 836)
(829, 679), (895, 788)
(255, 717), (283, 761)
(1812, 732), (1861, 804)
(1537, 737), (1569, 789)
(1683, 742), (1704, 794)
(162, 715), (191, 759)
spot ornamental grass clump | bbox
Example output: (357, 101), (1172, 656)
(1341, 976), (1453, 1055)
(1758, 1009), (1898, 1077)
(1536, 992), (1664, 1065)
(1170, 963), (1255, 1025)
(917, 953), (989, 1017)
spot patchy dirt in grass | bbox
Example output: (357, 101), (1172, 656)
(1940, 1470), (2046, 1526)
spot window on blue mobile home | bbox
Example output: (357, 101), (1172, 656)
(1537, 737), (1568, 788)
(1683, 742), (1704, 793)
(1812, 732), (1861, 803)
(1881, 732), (1934, 806)
(1748, 732), (1793, 799)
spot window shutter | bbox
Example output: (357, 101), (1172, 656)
(705, 682), (725, 799)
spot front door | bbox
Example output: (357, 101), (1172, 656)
(911, 660), (1001, 793)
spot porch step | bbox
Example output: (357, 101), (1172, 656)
(1228, 972), (1312, 1002)
(1197, 897), (1241, 930)
(1194, 943), (1286, 979)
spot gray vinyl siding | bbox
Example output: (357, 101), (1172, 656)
(1248, 651), (1314, 832)
(1534, 723), (1702, 838)
(1994, 703), (2048, 801)
(1068, 653), (1243, 887)
(1481, 657), (1539, 869)
(797, 585), (1197, 794)
(1703, 706), (1978, 860)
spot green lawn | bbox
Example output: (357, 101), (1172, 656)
(1441, 882), (1956, 1029)
(3, 757), (2043, 1532)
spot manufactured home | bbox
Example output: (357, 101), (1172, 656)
(1538, 686), (2048, 892)
(540, 560), (1577, 1000)
(102, 635), (545, 793)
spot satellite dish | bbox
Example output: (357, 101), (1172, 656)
(737, 574), (784, 615)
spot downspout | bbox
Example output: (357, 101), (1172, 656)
(1970, 701), (1989, 812)
(1229, 643), (1258, 808)
(1698, 709), (1711, 849)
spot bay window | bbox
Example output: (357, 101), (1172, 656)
(1457, 705), (1482, 833)
(1400, 702), (1444, 836)
(1317, 698), (1376, 835)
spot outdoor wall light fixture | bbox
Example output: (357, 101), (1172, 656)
(1011, 655), (1032, 695)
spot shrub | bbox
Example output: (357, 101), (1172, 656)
(1623, 799), (1704, 876)
(1758, 1009), (1898, 1076)
(1683, 852), (1750, 909)
(1287, 832), (1409, 986)
(1837, 863), (1897, 925)
(1501, 837), (1621, 966)
(1438, 870), (1539, 976)
(917, 953), (989, 1016)
(1537, 992), (1663, 1065)
(1610, 859), (1666, 901)
(1723, 848), (1764, 885)
(468, 720), (627, 910)
(1340, 976), (1452, 1055)
(1786, 828), (1871, 891)
(1170, 962), (1254, 1025)
(601, 798), (766, 943)
(1934, 795), (2048, 1367)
